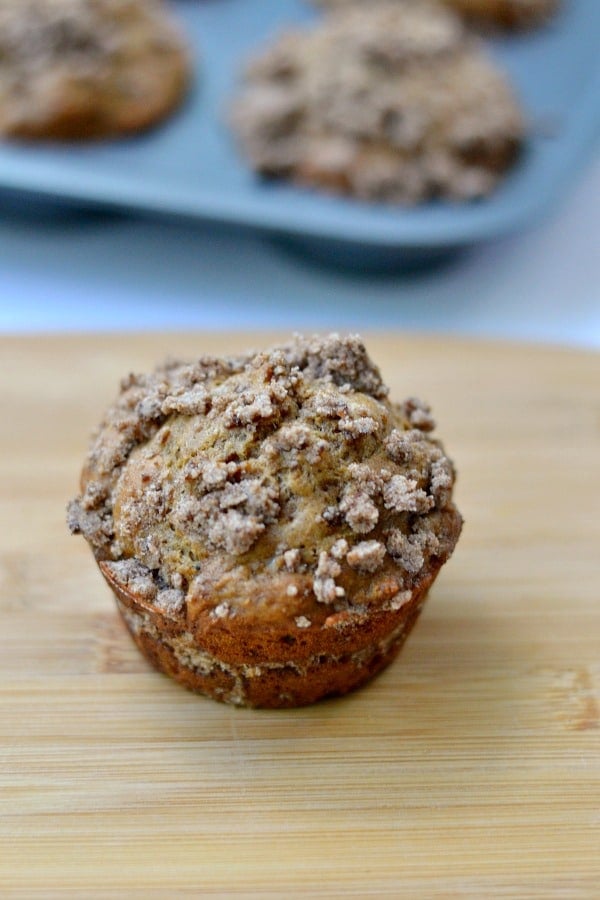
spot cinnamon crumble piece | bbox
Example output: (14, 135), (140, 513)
(283, 549), (302, 572)
(339, 488), (380, 535)
(383, 475), (434, 514)
(346, 541), (387, 574)
(400, 398), (436, 432)
(313, 551), (342, 604)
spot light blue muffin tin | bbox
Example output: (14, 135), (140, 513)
(0, 0), (598, 269)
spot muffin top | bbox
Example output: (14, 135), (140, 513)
(231, 0), (523, 202)
(0, 0), (183, 72)
(68, 335), (461, 632)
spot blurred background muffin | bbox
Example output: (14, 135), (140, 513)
(0, 0), (191, 139)
(231, 1), (524, 203)
(0, 0), (597, 343)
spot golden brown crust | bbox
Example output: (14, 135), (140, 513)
(0, 0), (191, 140)
(69, 334), (463, 708)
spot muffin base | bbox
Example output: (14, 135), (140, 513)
(109, 575), (433, 709)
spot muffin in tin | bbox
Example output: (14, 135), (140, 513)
(231, 1), (524, 204)
(68, 335), (462, 708)
(0, 0), (191, 140)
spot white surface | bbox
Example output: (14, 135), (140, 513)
(0, 156), (599, 347)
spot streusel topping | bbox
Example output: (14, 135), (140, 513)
(0, 0), (183, 74)
(69, 334), (460, 620)
(0, 0), (189, 138)
(231, 0), (523, 203)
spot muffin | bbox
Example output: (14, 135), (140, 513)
(0, 0), (191, 140)
(68, 335), (463, 708)
(312, 0), (559, 30)
(231, 1), (524, 204)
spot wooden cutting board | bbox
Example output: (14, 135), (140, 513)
(1, 334), (598, 898)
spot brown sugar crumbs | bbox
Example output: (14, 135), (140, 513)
(68, 334), (461, 615)
(346, 541), (387, 574)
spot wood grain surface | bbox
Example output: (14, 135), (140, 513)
(1, 334), (599, 899)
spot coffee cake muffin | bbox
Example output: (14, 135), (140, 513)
(313, 0), (559, 30)
(231, 1), (523, 204)
(0, 0), (191, 140)
(68, 335), (462, 708)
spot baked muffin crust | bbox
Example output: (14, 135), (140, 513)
(69, 335), (462, 707)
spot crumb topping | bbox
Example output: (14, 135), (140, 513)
(283, 548), (302, 572)
(346, 540), (387, 573)
(313, 550), (343, 604)
(330, 539), (349, 560)
(0, 0), (190, 139)
(0, 0), (184, 69)
(339, 485), (380, 535)
(102, 559), (157, 601)
(68, 334), (461, 618)
(154, 588), (185, 614)
(231, 0), (523, 203)
(383, 475), (433, 514)
(212, 602), (231, 619)
(399, 397), (437, 432)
